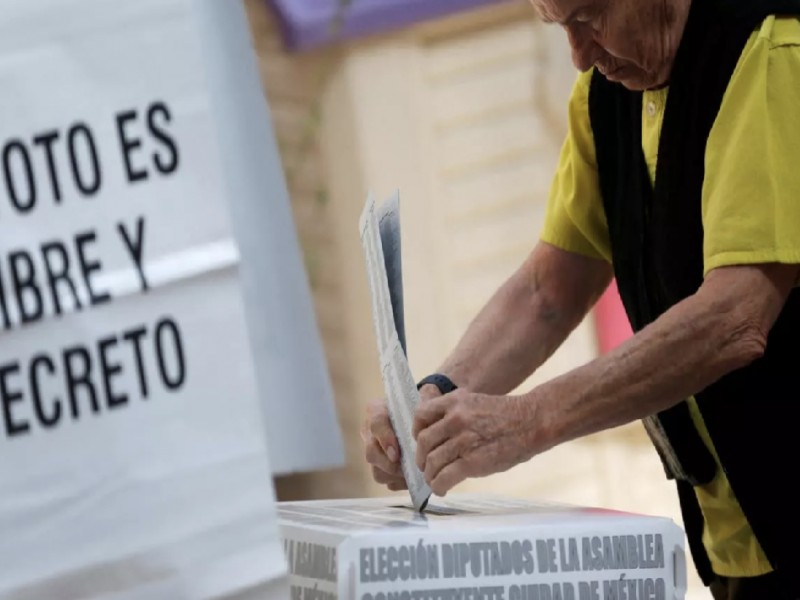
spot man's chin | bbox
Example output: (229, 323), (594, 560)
(616, 74), (661, 91)
(618, 78), (650, 91)
(600, 65), (661, 91)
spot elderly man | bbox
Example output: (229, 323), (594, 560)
(362, 0), (800, 598)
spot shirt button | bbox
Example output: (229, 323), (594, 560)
(646, 101), (657, 117)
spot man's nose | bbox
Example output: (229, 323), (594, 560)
(565, 23), (602, 71)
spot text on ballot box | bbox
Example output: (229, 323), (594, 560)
(279, 495), (688, 600)
(0, 0), (285, 596)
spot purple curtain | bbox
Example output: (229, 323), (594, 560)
(267, 0), (512, 51)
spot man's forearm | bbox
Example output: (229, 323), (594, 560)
(524, 263), (796, 454)
(437, 243), (612, 394)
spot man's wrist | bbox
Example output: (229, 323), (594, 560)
(416, 373), (458, 395)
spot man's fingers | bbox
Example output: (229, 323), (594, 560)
(418, 384), (443, 402)
(365, 438), (403, 476)
(364, 397), (407, 490)
(413, 396), (450, 439)
(372, 466), (406, 488)
(368, 408), (400, 463)
(430, 458), (468, 496)
(371, 465), (392, 484)
(415, 417), (454, 471)
(422, 437), (464, 484)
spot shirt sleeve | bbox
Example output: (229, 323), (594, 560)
(702, 18), (800, 274)
(540, 69), (612, 263)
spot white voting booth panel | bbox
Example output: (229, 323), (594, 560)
(196, 0), (344, 477)
(279, 495), (688, 600)
(0, 0), (343, 596)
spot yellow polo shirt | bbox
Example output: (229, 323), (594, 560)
(541, 16), (800, 577)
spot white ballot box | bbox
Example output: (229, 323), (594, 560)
(279, 494), (688, 600)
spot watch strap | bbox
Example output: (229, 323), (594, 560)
(416, 373), (458, 395)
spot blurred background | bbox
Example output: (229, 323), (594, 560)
(243, 0), (703, 595)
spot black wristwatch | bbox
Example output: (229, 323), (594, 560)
(416, 373), (458, 395)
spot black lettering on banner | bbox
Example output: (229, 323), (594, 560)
(0, 362), (30, 437)
(30, 354), (61, 428)
(9, 250), (44, 325)
(75, 231), (111, 306)
(2, 140), (36, 213)
(32, 130), (62, 202)
(63, 345), (100, 419)
(155, 317), (185, 390)
(41, 240), (83, 316)
(67, 123), (102, 196)
(148, 102), (179, 175)
(0, 317), (192, 439)
(116, 109), (148, 183)
(98, 335), (127, 409)
(123, 326), (149, 398)
(118, 217), (148, 291)
(0, 100), (192, 438)
(0, 265), (10, 330)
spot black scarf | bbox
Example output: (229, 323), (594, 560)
(588, 0), (800, 592)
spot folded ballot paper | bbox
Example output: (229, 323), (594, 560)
(278, 494), (688, 599)
(358, 191), (431, 511)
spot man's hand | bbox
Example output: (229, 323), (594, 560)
(362, 385), (442, 491)
(413, 390), (535, 496)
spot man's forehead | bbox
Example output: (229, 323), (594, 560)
(530, 0), (595, 23)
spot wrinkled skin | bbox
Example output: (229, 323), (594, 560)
(361, 396), (407, 491)
(530, 0), (692, 90)
(412, 390), (537, 496)
(361, 384), (444, 492)
(363, 387), (541, 497)
(361, 244), (613, 496)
